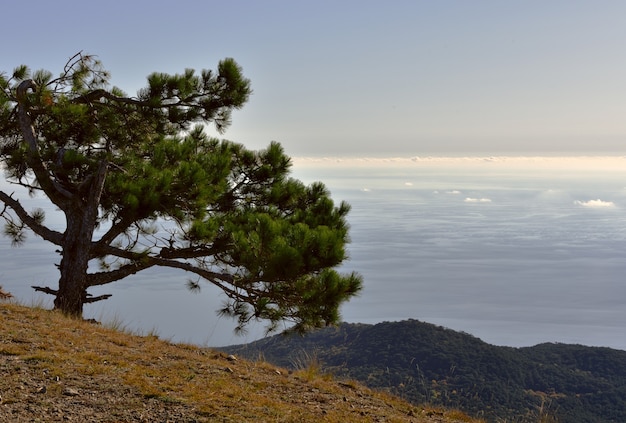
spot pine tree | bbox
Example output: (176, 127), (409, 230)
(0, 52), (361, 333)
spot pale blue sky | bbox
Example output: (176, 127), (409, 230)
(3, 1), (626, 156)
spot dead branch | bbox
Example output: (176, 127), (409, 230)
(0, 286), (14, 299)
(83, 293), (113, 303)
(31, 285), (58, 295)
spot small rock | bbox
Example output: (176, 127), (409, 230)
(224, 367), (234, 373)
(226, 354), (237, 362)
(35, 386), (47, 394)
(62, 388), (80, 396)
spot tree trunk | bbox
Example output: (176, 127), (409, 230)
(15, 80), (110, 317)
(54, 208), (94, 317)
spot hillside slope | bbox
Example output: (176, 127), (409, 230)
(0, 303), (480, 422)
(224, 320), (626, 423)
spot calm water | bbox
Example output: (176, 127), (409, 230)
(2, 157), (626, 349)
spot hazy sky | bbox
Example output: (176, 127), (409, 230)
(3, 1), (626, 156)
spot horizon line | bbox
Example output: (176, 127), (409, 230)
(291, 155), (626, 169)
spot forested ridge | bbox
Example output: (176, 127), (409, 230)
(224, 320), (626, 422)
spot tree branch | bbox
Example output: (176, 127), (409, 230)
(92, 215), (138, 251)
(15, 80), (73, 207)
(31, 285), (58, 295)
(85, 243), (237, 290)
(83, 293), (113, 303)
(148, 257), (235, 285)
(32, 284), (111, 303)
(82, 159), (108, 227)
(86, 259), (154, 287)
(75, 89), (198, 109)
(157, 243), (226, 260)
(0, 190), (64, 245)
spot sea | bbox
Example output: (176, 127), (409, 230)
(2, 156), (626, 350)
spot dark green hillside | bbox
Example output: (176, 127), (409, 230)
(224, 320), (626, 423)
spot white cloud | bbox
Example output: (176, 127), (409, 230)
(574, 199), (615, 208)
(404, 182), (413, 186)
(464, 197), (492, 203)
(446, 190), (461, 194)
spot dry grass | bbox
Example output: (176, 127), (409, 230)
(0, 302), (483, 422)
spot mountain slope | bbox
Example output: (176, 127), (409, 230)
(0, 303), (480, 422)
(224, 319), (626, 422)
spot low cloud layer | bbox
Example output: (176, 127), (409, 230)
(4, 159), (626, 350)
(292, 156), (626, 172)
(465, 197), (492, 203)
(574, 199), (615, 208)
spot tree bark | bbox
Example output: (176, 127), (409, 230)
(54, 207), (93, 316)
(54, 161), (107, 317)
